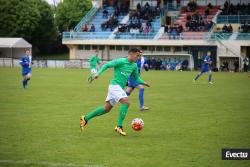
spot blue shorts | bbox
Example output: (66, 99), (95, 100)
(128, 78), (140, 89)
(201, 66), (211, 73)
(22, 68), (31, 76)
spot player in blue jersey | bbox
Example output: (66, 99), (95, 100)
(126, 50), (150, 111)
(19, 49), (32, 88)
(193, 51), (213, 84)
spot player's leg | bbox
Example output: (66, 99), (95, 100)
(194, 72), (202, 81)
(115, 97), (130, 136)
(22, 73), (28, 88)
(136, 84), (149, 111)
(26, 72), (32, 86)
(80, 101), (113, 131)
(208, 70), (213, 84)
(125, 86), (134, 96)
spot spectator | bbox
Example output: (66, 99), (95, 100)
(187, 0), (197, 12)
(221, 62), (229, 71)
(103, 9), (108, 18)
(243, 56), (249, 72)
(204, 7), (210, 17)
(228, 24), (233, 33)
(83, 23), (88, 32)
(233, 60), (239, 72)
(181, 59), (189, 71)
(207, 2), (213, 9)
(89, 24), (95, 32)
(222, 24), (228, 33)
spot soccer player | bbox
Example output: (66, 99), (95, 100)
(126, 50), (149, 111)
(89, 50), (101, 75)
(19, 49), (32, 88)
(80, 48), (150, 136)
(193, 51), (213, 84)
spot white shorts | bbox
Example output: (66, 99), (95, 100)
(91, 68), (97, 75)
(105, 85), (128, 106)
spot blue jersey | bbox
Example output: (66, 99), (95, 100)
(201, 55), (211, 73)
(128, 57), (147, 88)
(20, 55), (31, 76)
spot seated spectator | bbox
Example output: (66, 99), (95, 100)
(222, 24), (228, 33)
(89, 24), (95, 32)
(204, 7), (210, 18)
(207, 2), (213, 9)
(83, 23), (88, 32)
(169, 26), (177, 39)
(187, 0), (197, 12)
(228, 24), (233, 33)
(221, 62), (229, 71)
(103, 9), (108, 18)
(164, 24), (169, 33)
(181, 59), (189, 71)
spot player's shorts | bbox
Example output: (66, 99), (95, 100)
(105, 84), (128, 106)
(90, 68), (97, 75)
(128, 78), (140, 89)
(22, 68), (31, 76)
(201, 65), (211, 74)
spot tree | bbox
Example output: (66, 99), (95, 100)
(55, 0), (92, 32)
(0, 0), (57, 52)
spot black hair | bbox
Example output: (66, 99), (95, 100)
(128, 48), (140, 54)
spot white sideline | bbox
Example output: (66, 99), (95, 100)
(0, 159), (106, 167)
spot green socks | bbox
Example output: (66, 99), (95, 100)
(85, 107), (106, 122)
(85, 104), (129, 127)
(117, 104), (129, 128)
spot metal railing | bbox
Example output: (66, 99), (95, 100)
(217, 15), (250, 24)
(211, 32), (250, 40)
(63, 31), (250, 40)
(74, 5), (100, 32)
(115, 32), (156, 39)
(63, 32), (112, 40)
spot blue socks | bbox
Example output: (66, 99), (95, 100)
(22, 80), (26, 88)
(194, 74), (200, 80)
(139, 88), (144, 108)
(126, 88), (145, 108)
(22, 78), (30, 88)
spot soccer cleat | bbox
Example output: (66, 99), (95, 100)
(87, 75), (94, 84)
(80, 115), (87, 132)
(209, 81), (213, 85)
(193, 79), (196, 83)
(115, 126), (127, 136)
(140, 106), (149, 111)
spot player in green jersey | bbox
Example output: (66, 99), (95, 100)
(80, 48), (150, 136)
(89, 50), (101, 75)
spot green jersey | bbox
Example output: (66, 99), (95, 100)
(98, 58), (145, 89)
(89, 55), (100, 69)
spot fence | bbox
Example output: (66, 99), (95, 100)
(0, 58), (91, 69)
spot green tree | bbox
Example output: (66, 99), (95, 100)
(0, 0), (57, 51)
(55, 0), (92, 32)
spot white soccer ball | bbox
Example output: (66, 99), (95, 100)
(131, 118), (144, 131)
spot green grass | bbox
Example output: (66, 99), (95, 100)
(0, 68), (249, 167)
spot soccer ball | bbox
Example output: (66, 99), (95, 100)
(131, 118), (144, 131)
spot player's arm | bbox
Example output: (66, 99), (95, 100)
(132, 66), (150, 87)
(19, 58), (28, 67)
(95, 59), (124, 79)
(204, 57), (212, 65)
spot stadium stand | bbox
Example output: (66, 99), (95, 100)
(62, 0), (250, 71)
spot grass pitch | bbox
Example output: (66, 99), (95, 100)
(0, 67), (249, 167)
